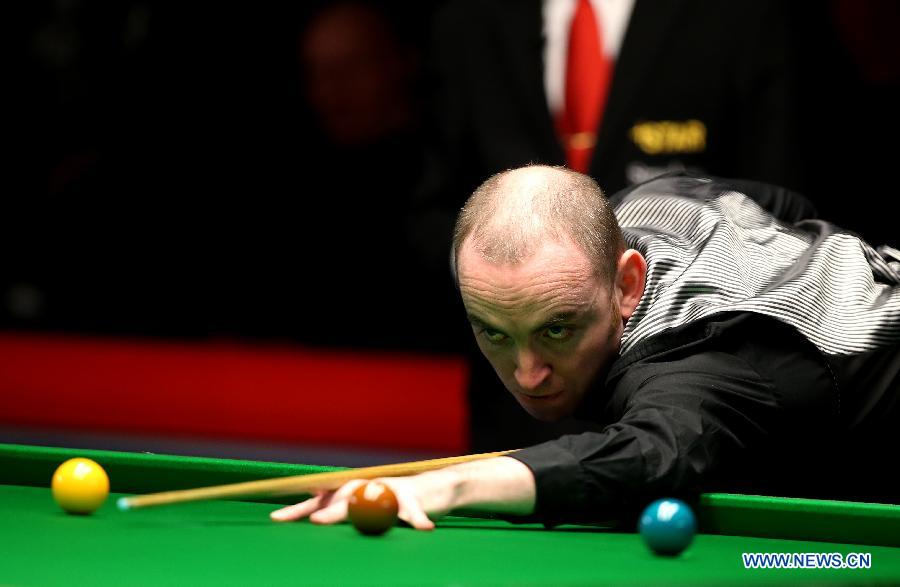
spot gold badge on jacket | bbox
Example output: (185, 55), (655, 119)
(629, 120), (706, 155)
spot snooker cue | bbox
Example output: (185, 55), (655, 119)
(117, 450), (515, 511)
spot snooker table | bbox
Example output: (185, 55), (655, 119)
(2, 443), (900, 586)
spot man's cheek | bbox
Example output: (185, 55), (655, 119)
(474, 339), (493, 359)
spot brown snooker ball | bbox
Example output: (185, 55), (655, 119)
(348, 481), (399, 536)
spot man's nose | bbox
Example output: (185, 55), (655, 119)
(514, 349), (551, 391)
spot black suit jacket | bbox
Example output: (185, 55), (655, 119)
(427, 0), (801, 200)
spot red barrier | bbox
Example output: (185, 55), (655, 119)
(0, 333), (469, 453)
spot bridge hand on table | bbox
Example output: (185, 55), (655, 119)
(270, 473), (456, 531)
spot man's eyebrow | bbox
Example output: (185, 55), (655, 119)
(466, 314), (491, 328)
(468, 310), (584, 331)
(535, 311), (581, 330)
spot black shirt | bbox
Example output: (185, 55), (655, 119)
(510, 175), (900, 524)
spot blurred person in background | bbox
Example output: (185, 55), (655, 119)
(290, 0), (463, 351)
(299, 1), (420, 150)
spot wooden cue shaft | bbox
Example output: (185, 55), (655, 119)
(118, 450), (515, 510)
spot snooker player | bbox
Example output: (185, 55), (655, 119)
(272, 165), (900, 530)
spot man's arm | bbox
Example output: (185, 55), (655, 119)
(270, 456), (535, 530)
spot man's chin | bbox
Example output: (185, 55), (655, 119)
(526, 409), (566, 422)
(514, 392), (573, 422)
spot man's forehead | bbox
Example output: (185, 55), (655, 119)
(458, 236), (601, 317)
(458, 234), (593, 278)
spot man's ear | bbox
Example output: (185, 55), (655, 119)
(615, 249), (647, 320)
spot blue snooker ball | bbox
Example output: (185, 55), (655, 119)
(638, 498), (696, 556)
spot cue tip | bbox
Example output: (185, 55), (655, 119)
(116, 497), (132, 511)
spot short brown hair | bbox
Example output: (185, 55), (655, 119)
(451, 165), (625, 284)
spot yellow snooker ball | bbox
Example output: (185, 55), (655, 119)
(51, 458), (110, 515)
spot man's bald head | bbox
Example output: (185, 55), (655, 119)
(452, 165), (625, 284)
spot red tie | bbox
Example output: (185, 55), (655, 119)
(560, 0), (612, 173)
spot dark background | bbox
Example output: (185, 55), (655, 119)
(6, 1), (464, 351)
(5, 0), (899, 352)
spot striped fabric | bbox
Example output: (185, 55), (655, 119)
(615, 176), (900, 356)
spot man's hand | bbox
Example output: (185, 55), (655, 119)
(269, 473), (456, 530)
(269, 456), (536, 530)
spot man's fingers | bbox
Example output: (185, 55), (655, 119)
(309, 479), (367, 525)
(392, 481), (436, 531)
(270, 494), (327, 522)
(269, 478), (437, 531)
(270, 480), (369, 524)
(309, 499), (349, 525)
(400, 506), (436, 531)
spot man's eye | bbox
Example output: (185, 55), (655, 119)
(544, 325), (571, 340)
(482, 329), (508, 344)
